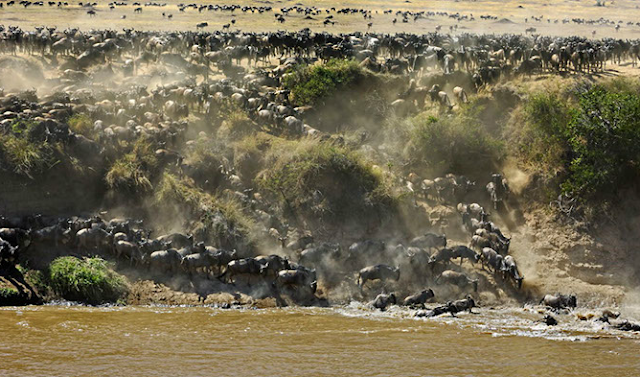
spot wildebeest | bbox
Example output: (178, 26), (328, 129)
(0, 228), (31, 250)
(501, 255), (524, 289)
(0, 239), (18, 268)
(371, 292), (396, 311)
(450, 245), (481, 265)
(114, 240), (142, 266)
(402, 289), (435, 307)
(274, 267), (317, 294)
(540, 294), (577, 309)
(486, 173), (509, 210)
(298, 242), (341, 267)
(447, 295), (477, 315)
(357, 264), (400, 289)
(220, 257), (263, 285)
(76, 227), (112, 251)
(436, 270), (478, 292)
(409, 233), (446, 251)
(156, 233), (193, 249)
(428, 247), (456, 266)
(146, 249), (183, 274)
(481, 247), (504, 272)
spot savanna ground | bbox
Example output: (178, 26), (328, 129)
(2, 0), (640, 38)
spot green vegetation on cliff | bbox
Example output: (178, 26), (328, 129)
(48, 257), (128, 305)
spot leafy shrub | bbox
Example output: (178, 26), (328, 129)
(283, 59), (365, 105)
(516, 92), (573, 173)
(48, 257), (128, 304)
(562, 85), (640, 198)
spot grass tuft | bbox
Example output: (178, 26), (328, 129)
(48, 257), (128, 305)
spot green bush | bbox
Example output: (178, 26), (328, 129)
(258, 139), (396, 224)
(283, 59), (365, 105)
(48, 257), (128, 305)
(517, 92), (573, 173)
(562, 85), (640, 198)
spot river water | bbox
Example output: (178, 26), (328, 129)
(1, 304), (639, 377)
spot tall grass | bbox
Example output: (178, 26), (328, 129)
(48, 257), (128, 304)
(154, 173), (254, 249)
(0, 129), (56, 178)
(105, 139), (159, 193)
(67, 114), (93, 137)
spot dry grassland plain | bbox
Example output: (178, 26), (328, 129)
(1, 0), (640, 38)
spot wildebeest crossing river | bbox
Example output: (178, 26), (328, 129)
(1, 305), (639, 377)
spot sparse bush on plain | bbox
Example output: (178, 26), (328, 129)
(48, 257), (128, 305)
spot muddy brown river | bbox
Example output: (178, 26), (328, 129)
(1, 304), (639, 377)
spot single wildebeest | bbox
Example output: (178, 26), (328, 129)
(220, 257), (263, 285)
(255, 254), (290, 278)
(447, 295), (477, 316)
(275, 268), (317, 294)
(181, 252), (214, 277)
(33, 224), (70, 247)
(371, 292), (396, 311)
(542, 314), (558, 326)
(481, 247), (504, 272)
(0, 239), (18, 268)
(299, 242), (341, 267)
(156, 233), (193, 248)
(402, 289), (435, 307)
(147, 249), (183, 274)
(486, 173), (509, 210)
(76, 227), (113, 251)
(409, 233), (446, 251)
(501, 255), (524, 289)
(540, 294), (577, 310)
(0, 228), (31, 250)
(428, 247), (456, 265)
(357, 264), (400, 289)
(114, 240), (142, 266)
(450, 245), (481, 265)
(453, 86), (468, 104)
(209, 248), (238, 276)
(436, 270), (478, 292)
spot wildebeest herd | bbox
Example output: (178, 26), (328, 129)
(0, 169), (522, 311)
(0, 21), (638, 327)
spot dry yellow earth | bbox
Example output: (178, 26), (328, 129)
(1, 0), (640, 38)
